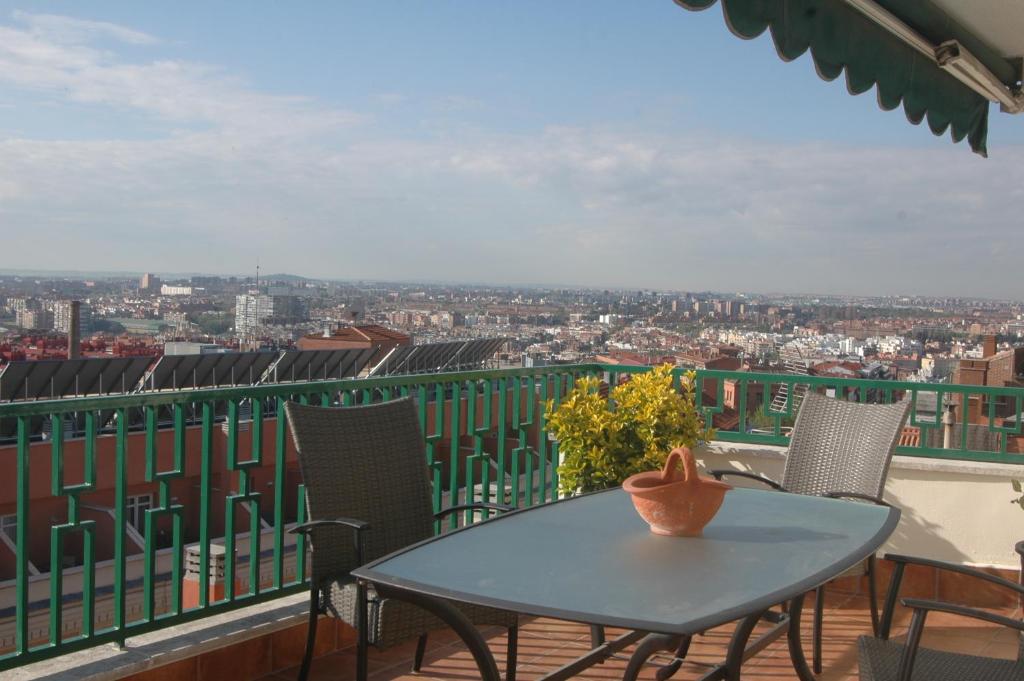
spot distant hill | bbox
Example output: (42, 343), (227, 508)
(261, 273), (309, 282)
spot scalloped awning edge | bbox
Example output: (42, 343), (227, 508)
(672, 0), (990, 156)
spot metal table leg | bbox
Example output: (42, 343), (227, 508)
(622, 633), (684, 681)
(720, 612), (763, 680)
(786, 593), (816, 681)
(372, 583), (502, 681)
(623, 611), (765, 681)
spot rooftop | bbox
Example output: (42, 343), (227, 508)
(201, 590), (1024, 680)
(1, 362), (1022, 680)
(304, 325), (411, 344)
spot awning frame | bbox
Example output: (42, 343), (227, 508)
(843, 0), (1024, 113)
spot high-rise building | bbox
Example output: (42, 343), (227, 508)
(7, 297), (33, 315)
(45, 300), (94, 335)
(140, 273), (161, 291)
(16, 308), (54, 330)
(264, 295), (308, 326)
(234, 293), (274, 336)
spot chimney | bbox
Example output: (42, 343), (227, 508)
(68, 301), (81, 360)
(183, 544), (234, 608)
(983, 334), (997, 358)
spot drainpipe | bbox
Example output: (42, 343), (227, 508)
(942, 403), (957, 449)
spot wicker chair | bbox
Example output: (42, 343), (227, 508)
(711, 391), (911, 674)
(284, 397), (519, 681)
(858, 549), (1024, 680)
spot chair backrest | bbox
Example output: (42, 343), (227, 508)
(780, 392), (911, 499)
(284, 397), (435, 585)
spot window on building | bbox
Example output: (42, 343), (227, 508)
(1, 514), (16, 543)
(126, 494), (153, 533)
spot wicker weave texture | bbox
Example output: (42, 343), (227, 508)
(858, 635), (1024, 681)
(284, 397), (517, 648)
(285, 397), (435, 585)
(325, 580), (517, 648)
(781, 392), (911, 499)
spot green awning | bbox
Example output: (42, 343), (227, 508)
(673, 0), (1024, 156)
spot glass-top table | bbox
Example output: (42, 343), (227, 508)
(353, 486), (900, 681)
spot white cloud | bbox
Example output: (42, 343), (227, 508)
(0, 12), (363, 134)
(0, 12), (1019, 299)
(12, 10), (160, 46)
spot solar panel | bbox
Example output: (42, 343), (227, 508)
(398, 343), (438, 374)
(211, 352), (278, 387)
(366, 345), (415, 377)
(270, 350), (319, 383)
(266, 348), (379, 384)
(465, 337), (505, 365)
(146, 354), (203, 391)
(0, 340), (506, 402)
(410, 343), (445, 373)
(444, 340), (475, 371)
(329, 347), (377, 379)
(366, 339), (504, 377)
(0, 357), (154, 401)
(303, 351), (337, 380)
(144, 351), (282, 391)
(0, 361), (39, 401)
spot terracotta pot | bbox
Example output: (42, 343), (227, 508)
(622, 447), (732, 537)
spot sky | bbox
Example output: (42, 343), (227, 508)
(0, 2), (1022, 299)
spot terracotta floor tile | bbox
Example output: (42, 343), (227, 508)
(517, 617), (592, 644)
(119, 658), (198, 681)
(257, 598), (982, 681)
(197, 634), (273, 681)
(270, 617), (339, 671)
(980, 635), (1022, 661)
(937, 566), (1021, 609)
(278, 651), (357, 681)
(989, 620), (1024, 645)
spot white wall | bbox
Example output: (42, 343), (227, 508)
(696, 441), (1024, 570)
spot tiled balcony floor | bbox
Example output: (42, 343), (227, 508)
(260, 592), (1020, 681)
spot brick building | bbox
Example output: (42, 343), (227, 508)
(296, 324), (410, 353)
(953, 335), (1024, 424)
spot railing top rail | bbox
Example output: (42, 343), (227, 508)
(0, 364), (606, 417)
(3, 361), (1022, 417)
(596, 363), (1024, 398)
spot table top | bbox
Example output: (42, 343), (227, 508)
(353, 487), (900, 635)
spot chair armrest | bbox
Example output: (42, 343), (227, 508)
(902, 599), (1024, 632)
(877, 552), (1024, 640)
(894, 600), (1024, 681)
(289, 518), (371, 534)
(823, 491), (892, 507)
(289, 518), (371, 567)
(708, 470), (786, 491)
(883, 554), (1024, 596)
(435, 502), (516, 520)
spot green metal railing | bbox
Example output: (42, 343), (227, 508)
(603, 364), (1024, 464)
(1, 362), (1021, 670)
(0, 365), (580, 670)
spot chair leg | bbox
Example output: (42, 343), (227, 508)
(506, 626), (518, 681)
(298, 587), (319, 681)
(867, 555), (880, 636)
(813, 585), (825, 675)
(412, 633), (428, 672)
(356, 580), (369, 681)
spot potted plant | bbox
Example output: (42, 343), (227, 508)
(546, 364), (714, 495)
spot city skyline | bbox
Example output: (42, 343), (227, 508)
(2, 266), (1023, 305)
(1, 3), (1022, 298)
